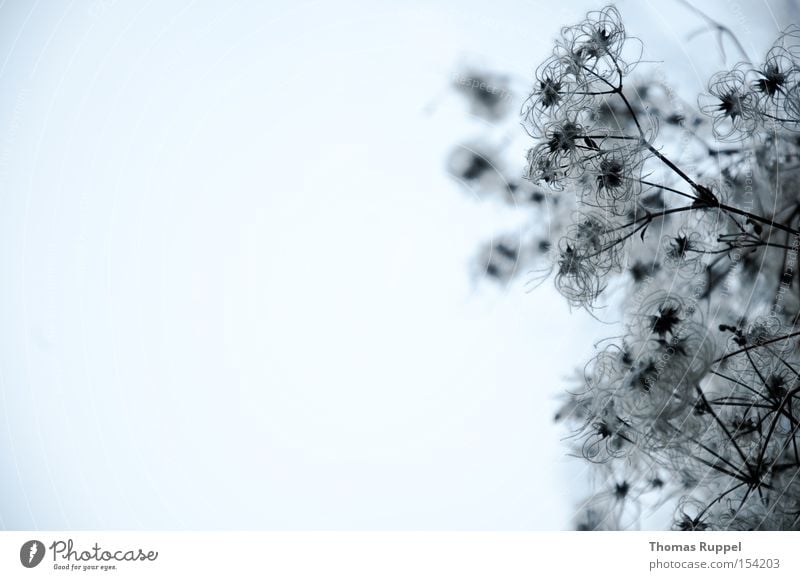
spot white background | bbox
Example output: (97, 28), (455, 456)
(0, 0), (791, 529)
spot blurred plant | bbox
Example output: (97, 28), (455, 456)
(446, 5), (800, 530)
(452, 68), (514, 121)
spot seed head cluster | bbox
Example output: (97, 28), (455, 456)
(448, 5), (800, 530)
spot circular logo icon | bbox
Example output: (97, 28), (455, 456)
(20, 540), (46, 568)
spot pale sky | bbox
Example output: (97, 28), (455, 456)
(0, 0), (789, 529)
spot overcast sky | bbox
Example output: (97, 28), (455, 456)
(0, 0), (790, 529)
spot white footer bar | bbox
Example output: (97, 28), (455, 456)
(1, 532), (797, 579)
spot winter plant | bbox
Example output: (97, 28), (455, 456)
(447, 5), (800, 529)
